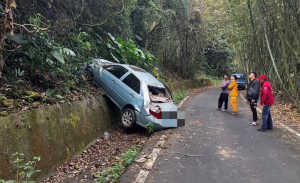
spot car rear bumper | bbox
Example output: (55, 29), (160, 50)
(135, 111), (185, 130)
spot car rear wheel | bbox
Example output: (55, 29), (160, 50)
(121, 108), (136, 129)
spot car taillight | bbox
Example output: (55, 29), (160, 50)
(149, 109), (162, 119)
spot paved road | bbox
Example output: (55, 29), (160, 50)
(121, 88), (300, 183)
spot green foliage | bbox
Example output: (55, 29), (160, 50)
(21, 32), (81, 88)
(96, 146), (141, 183)
(200, 75), (223, 86)
(2, 68), (25, 86)
(0, 152), (41, 183)
(173, 89), (188, 104)
(107, 33), (157, 71)
(146, 123), (155, 134)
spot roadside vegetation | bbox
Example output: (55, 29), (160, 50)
(95, 146), (141, 183)
(146, 123), (155, 134)
(173, 90), (188, 104)
(0, 152), (41, 183)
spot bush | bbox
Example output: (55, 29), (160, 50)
(173, 89), (188, 104)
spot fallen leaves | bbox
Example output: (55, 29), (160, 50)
(43, 130), (148, 182)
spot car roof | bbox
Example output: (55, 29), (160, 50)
(123, 65), (165, 88)
(94, 59), (165, 88)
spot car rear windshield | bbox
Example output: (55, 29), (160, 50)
(148, 86), (171, 103)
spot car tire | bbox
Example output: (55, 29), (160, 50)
(121, 108), (136, 129)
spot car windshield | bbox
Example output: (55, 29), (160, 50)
(233, 75), (245, 80)
(148, 86), (172, 103)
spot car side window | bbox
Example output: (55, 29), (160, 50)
(122, 73), (140, 94)
(105, 65), (128, 79)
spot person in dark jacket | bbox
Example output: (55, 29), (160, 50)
(246, 72), (261, 126)
(257, 75), (274, 131)
(216, 74), (230, 112)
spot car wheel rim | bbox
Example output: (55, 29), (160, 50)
(122, 111), (133, 126)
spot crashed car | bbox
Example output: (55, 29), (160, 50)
(86, 59), (184, 130)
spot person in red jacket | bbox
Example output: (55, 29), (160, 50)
(257, 75), (274, 131)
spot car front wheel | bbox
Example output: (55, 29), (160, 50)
(121, 108), (136, 129)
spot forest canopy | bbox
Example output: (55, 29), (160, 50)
(204, 0), (300, 106)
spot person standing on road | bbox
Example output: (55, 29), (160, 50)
(216, 74), (230, 112)
(257, 75), (274, 131)
(246, 72), (261, 126)
(228, 75), (239, 115)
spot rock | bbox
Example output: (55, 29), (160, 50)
(0, 96), (7, 100)
(0, 111), (8, 116)
(0, 99), (14, 108)
(24, 91), (42, 100)
(104, 132), (110, 139)
(32, 102), (40, 108)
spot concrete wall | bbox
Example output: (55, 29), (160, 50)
(166, 79), (211, 94)
(0, 79), (211, 181)
(0, 96), (121, 180)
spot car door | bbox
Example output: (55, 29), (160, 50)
(98, 65), (128, 106)
(114, 73), (144, 110)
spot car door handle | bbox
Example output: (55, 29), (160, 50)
(130, 94), (135, 98)
(112, 80), (116, 83)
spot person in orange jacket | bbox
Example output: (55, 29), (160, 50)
(228, 75), (238, 115)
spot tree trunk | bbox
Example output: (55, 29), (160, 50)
(0, 0), (16, 77)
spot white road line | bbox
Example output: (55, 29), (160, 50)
(178, 96), (189, 108)
(133, 138), (166, 183)
(133, 170), (149, 183)
(278, 123), (300, 138)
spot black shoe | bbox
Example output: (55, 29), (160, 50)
(267, 128), (273, 131)
(257, 128), (267, 132)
